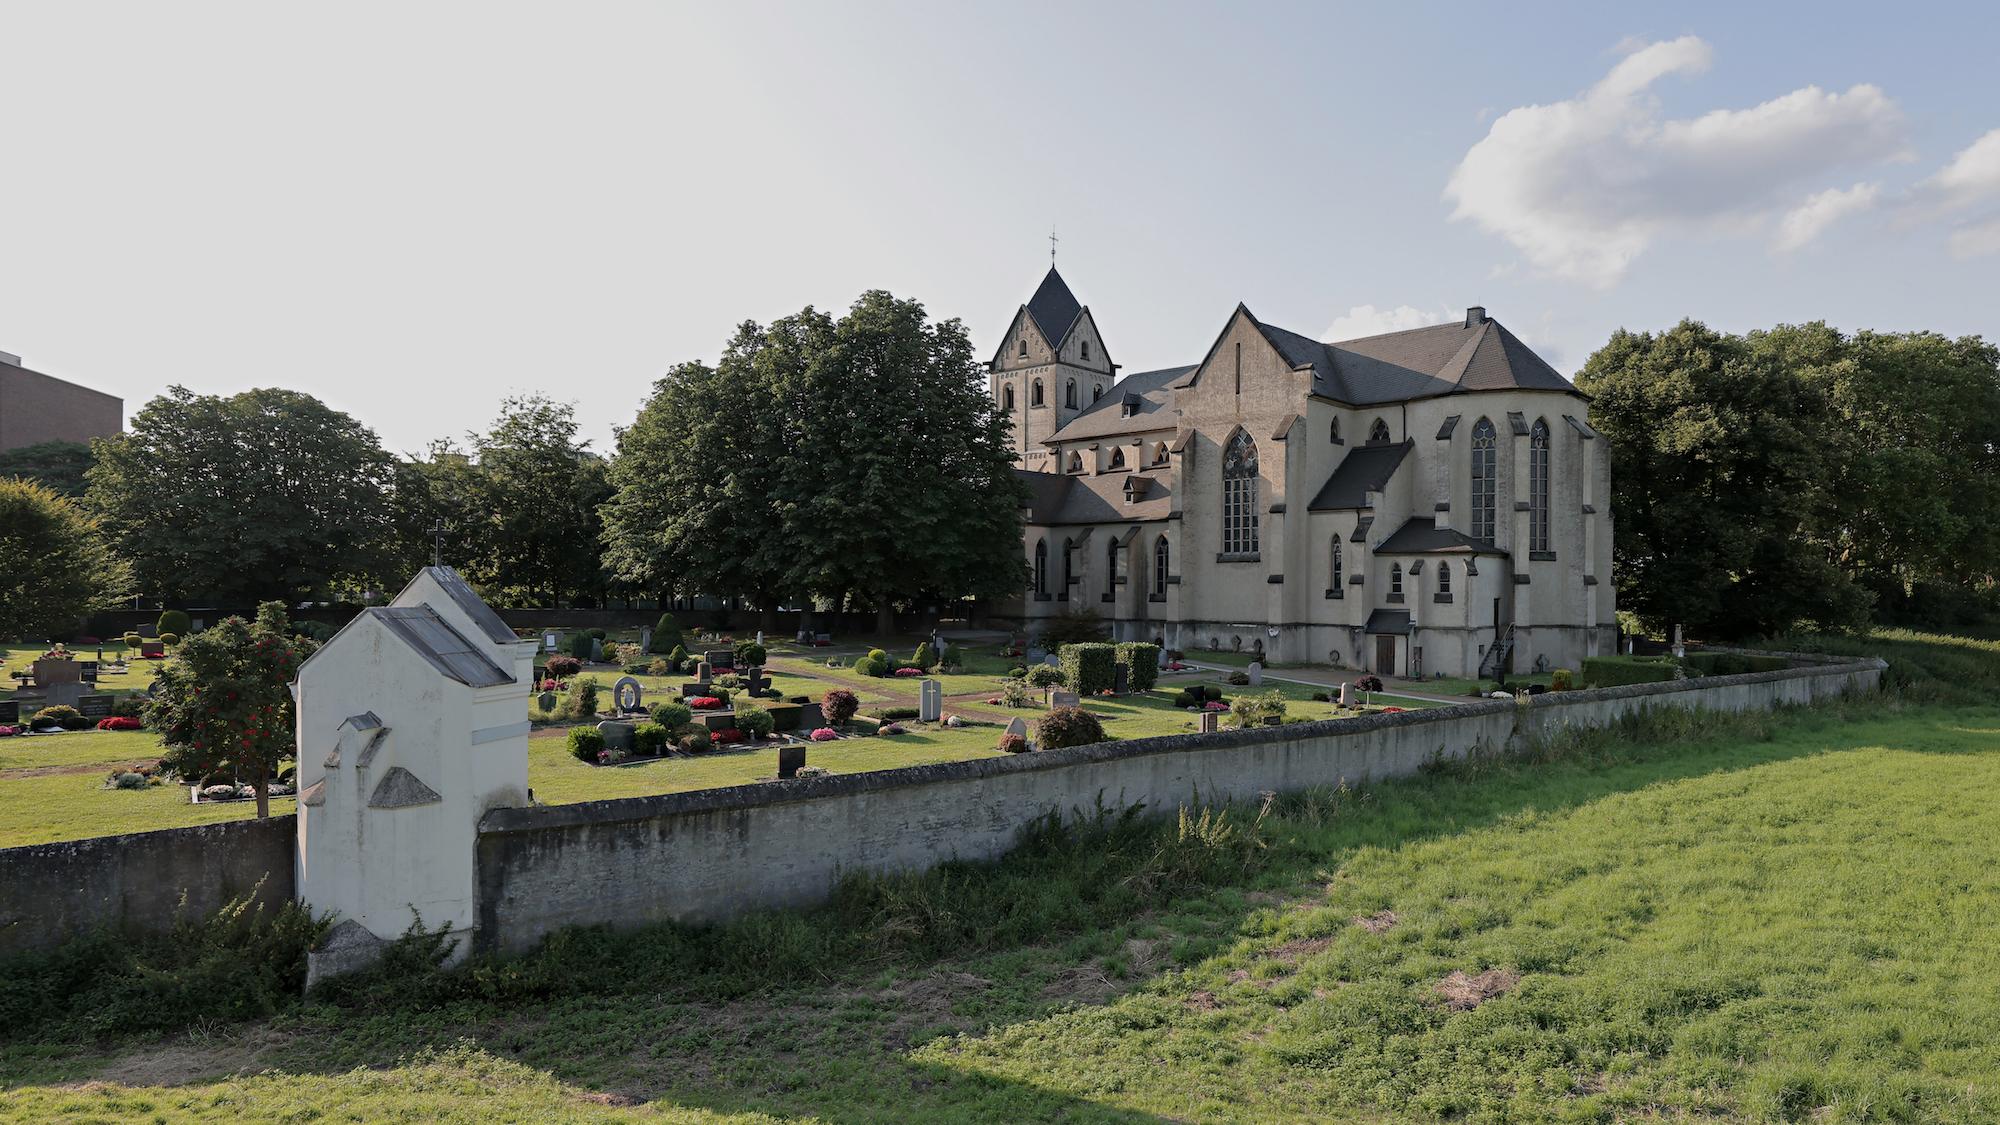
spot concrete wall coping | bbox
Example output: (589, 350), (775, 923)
(481, 650), (1884, 838)
(0, 810), (297, 859)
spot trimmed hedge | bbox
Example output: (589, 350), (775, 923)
(1581, 656), (1678, 688)
(1059, 643), (1117, 696)
(1115, 642), (1160, 692)
(1682, 651), (1790, 677)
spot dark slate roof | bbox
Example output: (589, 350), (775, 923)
(369, 607), (513, 687)
(420, 566), (518, 645)
(1242, 309), (1579, 406)
(1047, 364), (1196, 442)
(1026, 267), (1084, 349)
(338, 711), (383, 731)
(1364, 609), (1412, 635)
(1017, 467), (1172, 526)
(1374, 517), (1507, 556)
(1307, 441), (1412, 511)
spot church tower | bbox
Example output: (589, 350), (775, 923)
(989, 267), (1117, 469)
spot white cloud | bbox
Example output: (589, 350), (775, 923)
(1775, 182), (1879, 252)
(1949, 216), (2000, 259)
(1324, 304), (1452, 341)
(1445, 36), (1908, 286)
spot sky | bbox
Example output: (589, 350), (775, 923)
(2, 0), (1996, 455)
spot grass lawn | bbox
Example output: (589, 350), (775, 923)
(10, 657), (2000, 1121)
(0, 728), (299, 848)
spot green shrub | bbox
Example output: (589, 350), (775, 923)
(560, 677), (601, 721)
(821, 689), (860, 725)
(1056, 640), (1120, 692)
(1007, 666), (1027, 679)
(567, 632), (594, 661)
(1682, 651), (1790, 677)
(1226, 670), (1250, 686)
(567, 726), (605, 763)
(1551, 668), (1574, 691)
(940, 643), (963, 668)
(633, 723), (669, 755)
(1581, 656), (1678, 688)
(114, 771), (148, 790)
(1035, 705), (1106, 749)
(650, 614), (683, 654)
(1231, 689), (1287, 728)
(666, 644), (688, 673)
(650, 700), (692, 732)
(30, 705), (87, 730)
(705, 686), (732, 707)
(158, 632), (181, 647)
(1001, 678), (1035, 708)
(1173, 689), (1202, 709)
(734, 641), (767, 667)
(855, 654), (890, 678)
(735, 705), (775, 739)
(1037, 608), (1108, 649)
(678, 728), (713, 754)
(870, 706), (920, 721)
(156, 609), (190, 638)
(586, 628), (608, 641)
(1115, 642), (1160, 691)
(911, 641), (937, 671)
(1025, 664), (1066, 689)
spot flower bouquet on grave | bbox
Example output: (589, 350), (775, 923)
(1202, 701), (1228, 712)
(715, 727), (745, 743)
(688, 696), (724, 710)
(809, 727), (838, 742)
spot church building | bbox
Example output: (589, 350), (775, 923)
(991, 267), (1614, 679)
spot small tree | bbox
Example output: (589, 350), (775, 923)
(148, 604), (316, 819)
(0, 478), (130, 639)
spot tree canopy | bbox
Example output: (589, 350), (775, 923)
(86, 387), (395, 605)
(0, 440), (95, 497)
(0, 477), (131, 639)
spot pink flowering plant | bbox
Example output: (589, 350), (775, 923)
(809, 727), (838, 742)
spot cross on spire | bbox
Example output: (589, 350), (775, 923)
(429, 521), (445, 567)
(1049, 226), (1059, 264)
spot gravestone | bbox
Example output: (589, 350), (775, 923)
(797, 628), (811, 645)
(778, 744), (806, 779)
(1113, 664), (1129, 695)
(1247, 661), (1263, 686)
(596, 721), (636, 752)
(1043, 652), (1060, 667)
(1004, 716), (1029, 750)
(755, 631), (764, 648)
(1338, 682), (1353, 708)
(78, 694), (113, 721)
(638, 626), (653, 654)
(32, 659), (81, 687)
(612, 676), (644, 714)
(814, 632), (831, 645)
(79, 661), (99, 682)
(538, 690), (558, 711)
(1671, 624), (1686, 660)
(1199, 709), (1219, 734)
(544, 632), (559, 652)
(1048, 689), (1080, 709)
(42, 682), (86, 709)
(1157, 647), (1169, 668)
(705, 649), (736, 672)
(139, 641), (164, 659)
(1026, 646), (1046, 665)
(589, 638), (604, 663)
(918, 679), (942, 722)
(0, 701), (18, 724)
(795, 701), (825, 729)
(694, 661), (712, 683)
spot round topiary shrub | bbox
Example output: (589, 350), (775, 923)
(633, 723), (669, 756)
(159, 632), (181, 647)
(1034, 706), (1105, 750)
(567, 632), (594, 661)
(1227, 670), (1250, 686)
(650, 614), (683, 654)
(678, 728), (713, 754)
(1025, 664), (1065, 689)
(32, 705), (88, 730)
(650, 700), (692, 732)
(567, 726), (605, 763)
(1007, 666), (1027, 680)
(734, 641), (767, 667)
(821, 689), (860, 726)
(156, 610), (191, 638)
(544, 655), (582, 679)
(735, 704), (775, 739)
(1551, 668), (1574, 691)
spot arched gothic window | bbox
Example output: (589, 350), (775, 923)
(1470, 417), (1497, 544)
(1110, 447), (1125, 469)
(1152, 442), (1169, 465)
(1222, 429), (1259, 556)
(1093, 384), (1104, 402)
(1437, 561), (1451, 596)
(1106, 539), (1120, 591)
(1530, 418), (1551, 554)
(1369, 418), (1391, 443)
(1033, 538), (1048, 595)
(1031, 379), (1044, 407)
(1067, 450), (1083, 473)
(1330, 539), (1344, 594)
(1153, 536), (1169, 596)
(1390, 562), (1404, 597)
(1002, 384), (1014, 411)
(1065, 379), (1077, 409)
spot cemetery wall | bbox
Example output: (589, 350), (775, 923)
(0, 814), (295, 957)
(472, 654), (1884, 954)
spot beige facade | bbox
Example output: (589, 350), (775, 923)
(0, 354), (123, 453)
(992, 271), (1614, 679)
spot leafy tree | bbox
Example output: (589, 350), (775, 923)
(86, 387), (395, 605)
(778, 291), (1026, 632)
(148, 604), (316, 818)
(0, 477), (131, 639)
(0, 440), (95, 496)
(384, 440), (494, 587)
(472, 395), (610, 607)
(1577, 320), (1867, 639)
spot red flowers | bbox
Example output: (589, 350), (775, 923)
(96, 717), (143, 731)
(715, 727), (745, 743)
(688, 696), (724, 710)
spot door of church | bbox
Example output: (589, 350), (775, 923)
(1375, 635), (1396, 676)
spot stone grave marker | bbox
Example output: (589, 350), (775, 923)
(1048, 689), (1080, 709)
(755, 630), (764, 647)
(638, 626), (653, 654)
(544, 632), (559, 652)
(0, 701), (18, 724)
(778, 744), (806, 779)
(1157, 647), (1169, 668)
(694, 661), (712, 683)
(796, 701), (825, 729)
(919, 679), (942, 722)
(741, 666), (772, 696)
(705, 648), (736, 672)
(813, 631), (831, 645)
(1247, 661), (1263, 686)
(139, 640), (164, 659)
(79, 660), (99, 682)
(797, 628), (812, 644)
(613, 676), (644, 714)
(78, 694), (113, 721)
(596, 721), (636, 752)
(1004, 715), (1029, 750)
(33, 658), (81, 687)
(1113, 663), (1129, 695)
(538, 690), (558, 711)
(1026, 645), (1046, 665)
(1043, 652), (1060, 667)
(1199, 709), (1219, 734)
(590, 638), (604, 663)
(1339, 681), (1353, 708)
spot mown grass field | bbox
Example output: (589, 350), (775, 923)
(2, 631), (1995, 1121)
